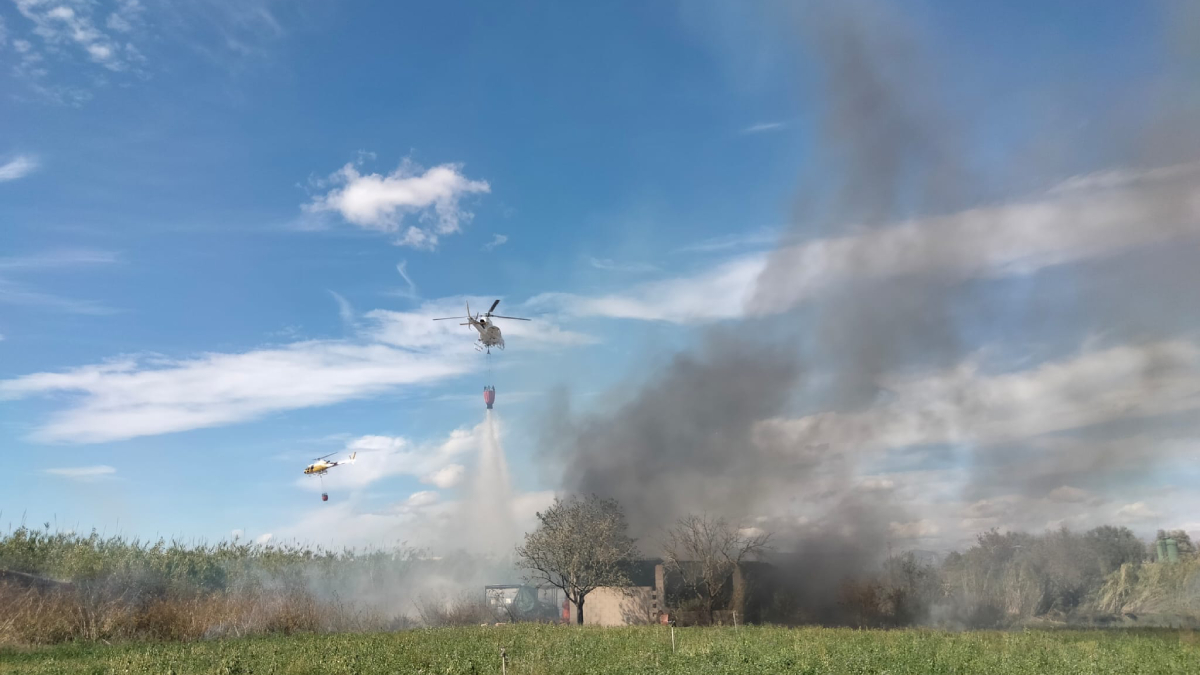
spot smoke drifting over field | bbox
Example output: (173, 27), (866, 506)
(542, 0), (1200, 615)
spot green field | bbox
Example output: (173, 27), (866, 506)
(2, 626), (1197, 675)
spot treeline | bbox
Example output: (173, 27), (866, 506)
(2, 517), (1196, 644)
(0, 525), (502, 644)
(829, 526), (1196, 628)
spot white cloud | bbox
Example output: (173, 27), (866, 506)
(753, 340), (1200, 456)
(539, 164), (1200, 323)
(329, 290), (354, 326)
(0, 156), (39, 182)
(0, 250), (118, 314)
(859, 477), (895, 492)
(106, 0), (144, 34)
(483, 234), (508, 251)
(1047, 486), (1092, 504)
(394, 261), (419, 298)
(3, 343), (466, 444)
(299, 428), (476, 493)
(741, 121), (787, 134)
(889, 519), (939, 540)
(0, 298), (590, 443)
(529, 253), (763, 323)
(13, 0), (142, 72)
(1046, 163), (1199, 195)
(674, 228), (780, 254)
(403, 490), (440, 510)
(1116, 502), (1161, 522)
(255, 533), (273, 545)
(0, 280), (118, 315)
(422, 464), (465, 489)
(304, 159), (490, 250)
(0, 250), (118, 270)
(43, 465), (116, 481)
(588, 257), (659, 273)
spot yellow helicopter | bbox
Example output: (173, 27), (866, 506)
(303, 451), (356, 476)
(303, 452), (356, 502)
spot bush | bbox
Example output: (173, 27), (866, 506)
(413, 591), (494, 626)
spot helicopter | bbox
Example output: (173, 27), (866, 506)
(303, 451), (356, 502)
(303, 451), (356, 476)
(433, 299), (530, 353)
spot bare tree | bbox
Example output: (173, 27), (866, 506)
(515, 495), (637, 625)
(662, 514), (771, 622)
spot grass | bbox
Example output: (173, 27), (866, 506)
(2, 625), (1197, 674)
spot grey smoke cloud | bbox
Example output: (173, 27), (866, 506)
(544, 0), (1200, 604)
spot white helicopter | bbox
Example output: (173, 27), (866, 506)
(433, 299), (530, 353)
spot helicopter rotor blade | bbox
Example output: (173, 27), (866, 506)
(488, 299), (501, 314)
(490, 315), (531, 321)
(432, 316), (468, 321)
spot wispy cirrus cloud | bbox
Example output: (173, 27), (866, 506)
(534, 164), (1200, 323)
(303, 158), (490, 250)
(0, 155), (39, 182)
(1, 298), (590, 443)
(0, 249), (120, 315)
(44, 465), (117, 482)
(483, 234), (508, 251)
(0, 250), (119, 270)
(588, 257), (659, 273)
(528, 253), (764, 323)
(328, 290), (355, 326)
(674, 228), (779, 254)
(740, 121), (787, 134)
(1, 342), (468, 443)
(390, 260), (419, 299)
(752, 340), (1200, 457)
(0, 281), (118, 315)
(8, 0), (309, 104)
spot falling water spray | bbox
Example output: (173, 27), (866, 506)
(460, 410), (518, 555)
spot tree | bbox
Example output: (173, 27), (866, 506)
(515, 494), (637, 625)
(662, 514), (770, 622)
(1084, 525), (1145, 573)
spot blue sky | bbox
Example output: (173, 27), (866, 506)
(2, 0), (1198, 552)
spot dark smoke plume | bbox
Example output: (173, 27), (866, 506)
(543, 0), (1200, 623)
